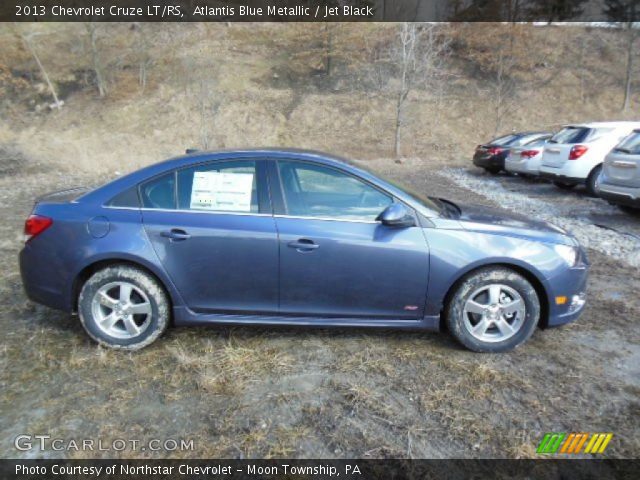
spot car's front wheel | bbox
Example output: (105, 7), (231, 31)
(445, 267), (540, 352)
(78, 265), (170, 350)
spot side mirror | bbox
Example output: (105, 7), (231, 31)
(376, 203), (416, 228)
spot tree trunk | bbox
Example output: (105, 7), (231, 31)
(22, 35), (61, 109)
(394, 95), (403, 158)
(622, 24), (635, 111)
(86, 23), (107, 98)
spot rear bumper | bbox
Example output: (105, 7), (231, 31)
(473, 155), (504, 169)
(505, 160), (539, 175)
(539, 170), (584, 184)
(597, 182), (640, 208)
(19, 246), (71, 312)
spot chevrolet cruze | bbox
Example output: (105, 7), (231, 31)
(20, 149), (589, 352)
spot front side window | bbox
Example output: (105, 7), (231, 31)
(278, 161), (393, 221)
(177, 160), (258, 213)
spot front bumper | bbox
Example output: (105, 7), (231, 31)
(597, 182), (640, 208)
(545, 258), (589, 328)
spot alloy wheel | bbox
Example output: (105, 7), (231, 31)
(91, 281), (152, 339)
(462, 284), (526, 343)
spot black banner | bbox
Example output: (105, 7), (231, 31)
(1, 459), (640, 480)
(3, 0), (640, 22)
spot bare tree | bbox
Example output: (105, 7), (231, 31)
(603, 0), (638, 110)
(133, 23), (154, 92)
(622, 23), (637, 111)
(390, 23), (449, 159)
(18, 29), (62, 109)
(85, 22), (108, 97)
(492, 44), (517, 136)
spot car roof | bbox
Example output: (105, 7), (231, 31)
(494, 131), (551, 137)
(564, 121), (640, 129)
(79, 148), (439, 216)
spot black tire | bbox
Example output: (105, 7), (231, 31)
(618, 204), (640, 215)
(553, 180), (576, 190)
(78, 265), (170, 350)
(445, 267), (540, 353)
(585, 164), (603, 197)
(484, 167), (501, 175)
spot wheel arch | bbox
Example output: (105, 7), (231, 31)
(71, 257), (178, 314)
(439, 262), (551, 331)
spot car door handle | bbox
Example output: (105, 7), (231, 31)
(288, 239), (319, 252)
(161, 229), (191, 241)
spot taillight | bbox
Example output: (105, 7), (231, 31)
(568, 145), (588, 160)
(487, 146), (504, 155)
(24, 215), (53, 243)
(520, 149), (540, 159)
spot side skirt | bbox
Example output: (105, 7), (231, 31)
(173, 307), (440, 331)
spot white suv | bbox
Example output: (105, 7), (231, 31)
(539, 122), (640, 196)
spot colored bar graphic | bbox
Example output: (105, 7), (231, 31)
(537, 433), (613, 454)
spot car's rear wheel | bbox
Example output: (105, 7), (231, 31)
(585, 164), (602, 197)
(445, 267), (540, 352)
(553, 180), (576, 190)
(78, 265), (169, 350)
(484, 166), (501, 174)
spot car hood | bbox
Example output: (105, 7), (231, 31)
(454, 203), (576, 246)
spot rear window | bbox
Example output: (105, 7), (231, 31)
(549, 127), (592, 144)
(511, 134), (548, 147)
(614, 132), (640, 155)
(489, 134), (518, 145)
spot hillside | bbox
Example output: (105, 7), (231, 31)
(0, 22), (638, 175)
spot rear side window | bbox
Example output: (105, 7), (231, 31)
(615, 132), (640, 155)
(140, 172), (176, 209)
(177, 160), (258, 213)
(107, 186), (140, 207)
(550, 127), (591, 144)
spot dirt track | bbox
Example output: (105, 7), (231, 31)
(1, 157), (639, 459)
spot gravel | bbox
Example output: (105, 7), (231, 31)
(441, 168), (640, 267)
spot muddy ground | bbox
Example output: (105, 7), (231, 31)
(0, 157), (639, 459)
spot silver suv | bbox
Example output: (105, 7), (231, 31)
(597, 129), (640, 212)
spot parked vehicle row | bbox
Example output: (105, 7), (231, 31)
(473, 122), (640, 212)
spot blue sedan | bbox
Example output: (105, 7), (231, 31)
(19, 149), (589, 352)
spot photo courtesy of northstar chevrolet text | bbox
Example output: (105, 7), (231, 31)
(1, 0), (639, 478)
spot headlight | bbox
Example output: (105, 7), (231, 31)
(553, 244), (578, 267)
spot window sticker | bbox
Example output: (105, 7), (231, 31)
(190, 171), (254, 211)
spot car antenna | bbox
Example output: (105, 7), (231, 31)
(185, 148), (200, 154)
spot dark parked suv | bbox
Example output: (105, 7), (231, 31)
(473, 132), (552, 174)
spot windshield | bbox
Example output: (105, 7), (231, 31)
(549, 127), (591, 144)
(614, 131), (640, 154)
